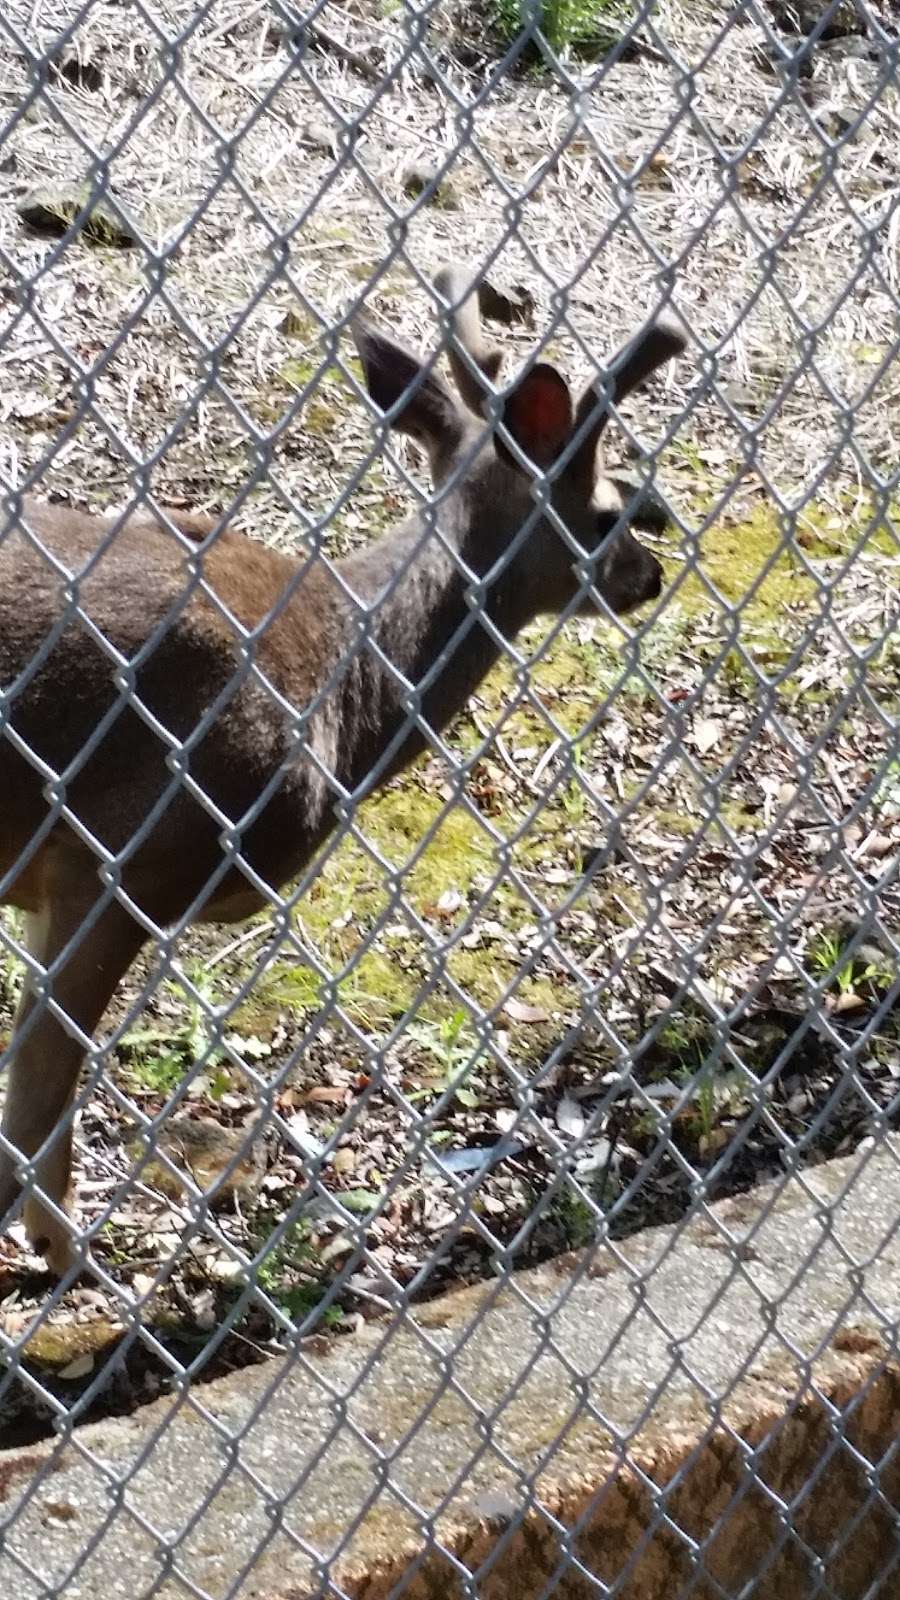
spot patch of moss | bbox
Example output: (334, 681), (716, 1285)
(663, 492), (899, 628)
(281, 356), (357, 393)
(663, 505), (816, 624)
(304, 400), (338, 436)
(281, 308), (318, 341)
(23, 1318), (123, 1370)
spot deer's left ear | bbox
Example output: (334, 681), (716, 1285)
(497, 364), (573, 472)
(351, 317), (463, 458)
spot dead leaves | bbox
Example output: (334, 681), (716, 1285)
(502, 997), (550, 1025)
(692, 716), (724, 756)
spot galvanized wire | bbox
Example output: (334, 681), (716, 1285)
(1, 0), (899, 1596)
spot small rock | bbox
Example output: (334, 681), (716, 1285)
(23, 1317), (123, 1371)
(18, 182), (137, 248)
(280, 307), (314, 338)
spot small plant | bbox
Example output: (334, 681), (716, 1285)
(551, 1179), (597, 1248)
(561, 739), (589, 823)
(808, 931), (856, 995)
(671, 1049), (746, 1153)
(692, 1065), (718, 1144)
(407, 1006), (485, 1108)
(494, 1), (627, 57)
(658, 1011), (711, 1062)
(807, 931), (893, 998)
(119, 965), (267, 1097)
(253, 1218), (342, 1326)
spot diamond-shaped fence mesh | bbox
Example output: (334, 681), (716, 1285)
(0, 0), (899, 1595)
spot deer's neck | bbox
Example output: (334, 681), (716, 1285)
(331, 479), (531, 793)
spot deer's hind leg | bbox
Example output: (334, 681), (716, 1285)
(0, 854), (148, 1275)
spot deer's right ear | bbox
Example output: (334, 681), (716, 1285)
(351, 317), (462, 461)
(498, 364), (573, 473)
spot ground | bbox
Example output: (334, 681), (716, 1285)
(0, 0), (898, 1437)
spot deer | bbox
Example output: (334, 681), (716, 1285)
(0, 266), (686, 1277)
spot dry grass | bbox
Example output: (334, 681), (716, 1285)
(0, 0), (898, 1428)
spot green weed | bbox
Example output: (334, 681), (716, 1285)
(807, 931), (893, 997)
(119, 966), (270, 1098)
(406, 1006), (486, 1109)
(494, 0), (626, 56)
(253, 1218), (342, 1326)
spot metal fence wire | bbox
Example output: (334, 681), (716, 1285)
(1, 0), (900, 1594)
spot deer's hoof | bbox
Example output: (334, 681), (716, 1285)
(23, 1196), (81, 1278)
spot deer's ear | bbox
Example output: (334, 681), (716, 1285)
(498, 363), (573, 471)
(351, 317), (462, 456)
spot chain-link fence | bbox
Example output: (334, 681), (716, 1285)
(1, 0), (899, 1595)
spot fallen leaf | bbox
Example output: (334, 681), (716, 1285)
(59, 1352), (95, 1381)
(575, 1138), (614, 1177)
(341, 1188), (382, 1214)
(42, 1501), (79, 1523)
(285, 1113), (326, 1159)
(829, 990), (865, 1013)
(503, 997), (549, 1025)
(433, 1137), (529, 1175)
(638, 1079), (683, 1101)
(556, 1095), (586, 1140)
(303, 1085), (349, 1106)
(693, 717), (723, 755)
(191, 1289), (216, 1331)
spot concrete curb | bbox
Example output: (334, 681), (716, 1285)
(2, 1141), (899, 1598)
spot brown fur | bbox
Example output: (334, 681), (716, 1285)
(0, 270), (686, 1274)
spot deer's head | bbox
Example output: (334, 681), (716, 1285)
(351, 266), (685, 624)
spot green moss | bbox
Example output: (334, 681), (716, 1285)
(281, 356), (319, 388)
(235, 766), (586, 1033)
(281, 309), (318, 341)
(304, 400), (338, 436)
(281, 356), (357, 392)
(663, 505), (816, 623)
(651, 808), (700, 839)
(23, 1318), (123, 1370)
(719, 799), (764, 833)
(663, 493), (899, 628)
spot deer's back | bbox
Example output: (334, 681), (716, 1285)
(0, 500), (346, 916)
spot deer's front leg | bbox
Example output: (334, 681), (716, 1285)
(0, 877), (147, 1275)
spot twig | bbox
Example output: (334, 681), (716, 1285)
(306, 20), (383, 84)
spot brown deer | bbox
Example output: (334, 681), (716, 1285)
(0, 267), (685, 1275)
